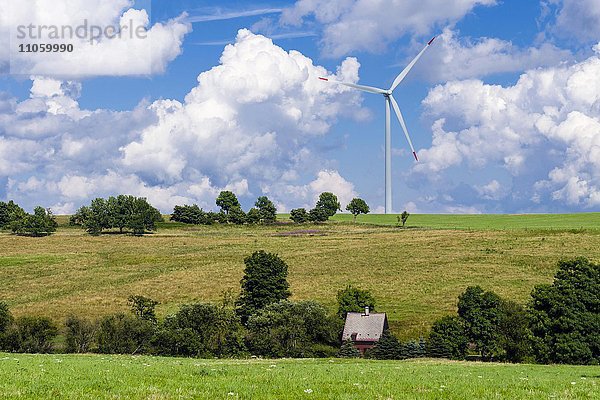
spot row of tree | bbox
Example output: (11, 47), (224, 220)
(171, 191), (277, 226)
(289, 193), (371, 223)
(0, 201), (57, 237)
(70, 195), (163, 235)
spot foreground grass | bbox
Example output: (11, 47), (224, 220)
(2, 215), (600, 338)
(0, 353), (598, 399)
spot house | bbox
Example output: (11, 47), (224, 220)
(341, 307), (388, 354)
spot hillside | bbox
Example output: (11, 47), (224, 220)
(1, 214), (599, 338)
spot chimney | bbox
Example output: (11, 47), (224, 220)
(364, 306), (369, 316)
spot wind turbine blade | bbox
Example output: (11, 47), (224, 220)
(319, 77), (387, 95)
(389, 95), (418, 161)
(389, 36), (436, 92)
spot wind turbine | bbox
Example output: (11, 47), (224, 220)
(319, 37), (436, 214)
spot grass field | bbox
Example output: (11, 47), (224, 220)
(0, 353), (598, 399)
(329, 212), (600, 230)
(1, 213), (599, 339)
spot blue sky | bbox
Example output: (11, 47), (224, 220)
(1, 0), (600, 214)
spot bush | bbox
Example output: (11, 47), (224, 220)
(427, 316), (468, 360)
(246, 300), (339, 358)
(152, 303), (246, 358)
(10, 207), (57, 236)
(4, 316), (58, 353)
(227, 206), (247, 225)
(529, 258), (600, 364)
(65, 316), (97, 353)
(97, 313), (155, 354)
(308, 207), (329, 222)
(290, 208), (310, 223)
(171, 205), (212, 225)
(0, 301), (13, 348)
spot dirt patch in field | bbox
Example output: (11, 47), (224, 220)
(273, 230), (324, 237)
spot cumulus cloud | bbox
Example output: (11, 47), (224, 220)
(412, 44), (600, 211)
(1, 30), (364, 213)
(546, 0), (600, 43)
(1, 0), (190, 77)
(281, 0), (497, 57)
(415, 28), (572, 81)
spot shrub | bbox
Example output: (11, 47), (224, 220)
(4, 316), (58, 353)
(290, 208), (310, 223)
(246, 300), (339, 358)
(227, 206), (247, 225)
(152, 303), (246, 358)
(171, 204), (211, 225)
(0, 301), (13, 348)
(427, 316), (468, 360)
(529, 258), (599, 364)
(65, 316), (97, 353)
(97, 313), (155, 354)
(338, 340), (360, 358)
(308, 207), (329, 223)
(236, 251), (291, 323)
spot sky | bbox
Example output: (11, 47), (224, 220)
(0, 0), (599, 214)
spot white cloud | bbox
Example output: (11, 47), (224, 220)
(547, 0), (600, 42)
(414, 44), (600, 210)
(281, 0), (497, 57)
(1, 0), (190, 77)
(1, 30), (364, 213)
(416, 28), (572, 81)
(279, 169), (358, 210)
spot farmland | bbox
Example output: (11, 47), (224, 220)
(0, 353), (598, 399)
(1, 214), (598, 339)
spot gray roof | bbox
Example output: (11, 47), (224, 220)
(342, 312), (388, 342)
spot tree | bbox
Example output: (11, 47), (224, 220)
(216, 191), (240, 215)
(227, 206), (247, 225)
(427, 316), (468, 360)
(529, 258), (600, 364)
(255, 196), (277, 224)
(498, 300), (532, 363)
(126, 197), (163, 235)
(65, 316), (97, 353)
(128, 295), (159, 323)
(171, 204), (210, 225)
(152, 302), (246, 357)
(346, 198), (370, 222)
(399, 211), (410, 227)
(369, 330), (402, 359)
(3, 316), (58, 353)
(97, 313), (155, 354)
(246, 300), (338, 358)
(290, 208), (310, 223)
(236, 251), (291, 323)
(336, 285), (376, 319)
(0, 201), (26, 229)
(0, 301), (12, 346)
(458, 286), (503, 359)
(10, 206), (58, 237)
(315, 192), (341, 218)
(338, 339), (361, 358)
(246, 208), (261, 224)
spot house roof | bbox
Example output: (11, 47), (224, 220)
(342, 312), (388, 342)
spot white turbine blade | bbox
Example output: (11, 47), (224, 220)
(319, 77), (387, 95)
(389, 95), (418, 161)
(389, 36), (436, 92)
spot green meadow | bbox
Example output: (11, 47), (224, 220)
(0, 353), (598, 399)
(1, 213), (599, 339)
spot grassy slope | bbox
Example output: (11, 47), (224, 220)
(1, 214), (599, 339)
(0, 353), (598, 399)
(331, 212), (600, 229)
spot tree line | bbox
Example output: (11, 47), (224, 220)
(0, 201), (57, 237)
(0, 256), (597, 364)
